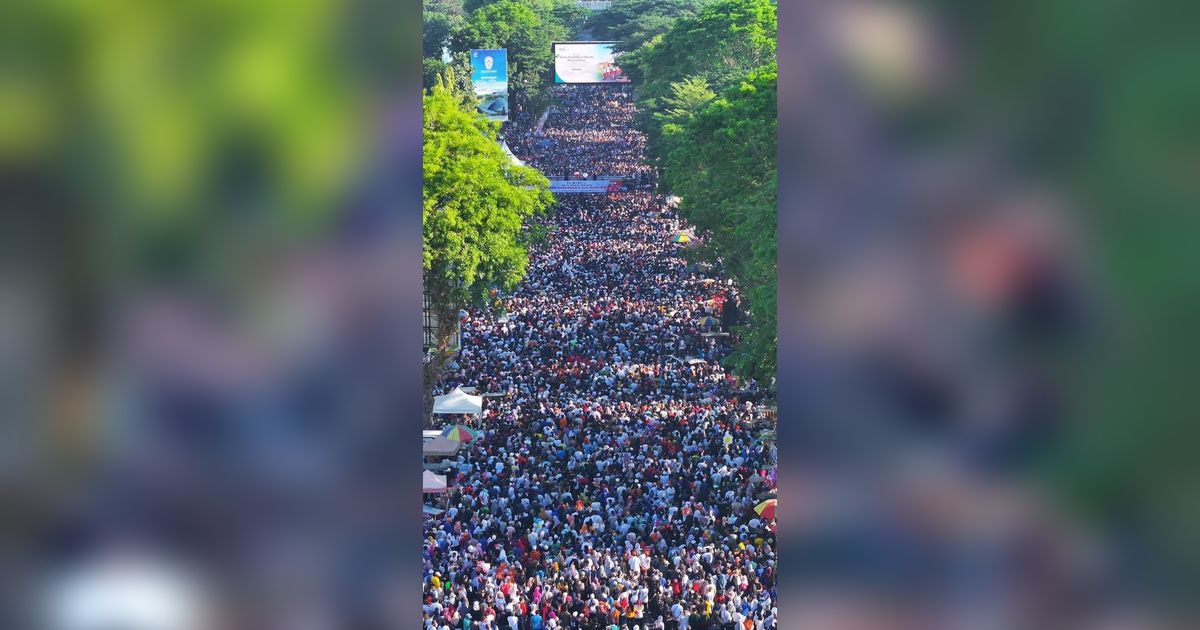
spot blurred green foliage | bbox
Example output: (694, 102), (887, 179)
(915, 0), (1200, 592)
(3, 0), (421, 281)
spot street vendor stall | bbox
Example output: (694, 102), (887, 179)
(422, 436), (462, 466)
(423, 470), (448, 494)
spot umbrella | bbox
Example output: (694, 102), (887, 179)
(671, 233), (690, 244)
(442, 425), (478, 443)
(754, 499), (777, 520)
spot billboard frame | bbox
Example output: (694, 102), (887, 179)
(551, 41), (632, 85)
(471, 48), (509, 121)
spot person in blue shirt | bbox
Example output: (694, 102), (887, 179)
(530, 611), (544, 630)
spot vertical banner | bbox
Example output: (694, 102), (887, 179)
(470, 49), (508, 121)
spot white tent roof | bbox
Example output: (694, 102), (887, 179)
(432, 387), (483, 415)
(500, 140), (525, 167)
(423, 470), (448, 494)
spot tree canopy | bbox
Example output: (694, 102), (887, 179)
(589, 0), (707, 53)
(422, 73), (554, 409)
(423, 76), (553, 311)
(614, 0), (778, 381)
(620, 0), (776, 167)
(660, 62), (777, 378)
(435, 0), (586, 108)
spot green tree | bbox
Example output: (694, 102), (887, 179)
(423, 10), (462, 59)
(662, 62), (777, 379)
(423, 54), (475, 106)
(427, 0), (467, 18)
(589, 0), (706, 53)
(457, 0), (582, 112)
(547, 0), (589, 38)
(423, 76), (554, 410)
(652, 76), (716, 126)
(462, 0), (495, 13)
(621, 0), (776, 166)
(613, 0), (777, 379)
(6, 0), (404, 280)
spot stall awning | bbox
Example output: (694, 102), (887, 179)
(423, 470), (448, 494)
(422, 436), (462, 458)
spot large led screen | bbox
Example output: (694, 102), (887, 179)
(552, 42), (630, 84)
(470, 48), (508, 121)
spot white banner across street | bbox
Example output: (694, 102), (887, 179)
(549, 179), (627, 193)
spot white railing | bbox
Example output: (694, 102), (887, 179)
(577, 1), (612, 10)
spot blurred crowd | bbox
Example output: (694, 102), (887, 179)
(424, 86), (776, 629)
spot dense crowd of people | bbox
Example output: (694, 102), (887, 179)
(424, 85), (777, 629)
(505, 86), (655, 182)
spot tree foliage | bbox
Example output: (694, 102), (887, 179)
(611, 0), (777, 380)
(423, 10), (462, 59)
(652, 76), (716, 127)
(423, 75), (554, 407)
(661, 62), (777, 378)
(589, 0), (707, 53)
(455, 0), (582, 109)
(6, 0), (418, 282)
(423, 78), (553, 310)
(620, 0), (776, 166)
(422, 52), (475, 106)
(427, 0), (467, 18)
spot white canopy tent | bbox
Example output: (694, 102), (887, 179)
(432, 387), (483, 416)
(500, 140), (526, 167)
(423, 470), (448, 494)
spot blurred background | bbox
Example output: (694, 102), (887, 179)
(2, 0), (424, 627)
(1, 0), (1199, 627)
(776, 0), (1200, 627)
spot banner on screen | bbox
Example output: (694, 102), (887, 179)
(553, 42), (630, 84)
(471, 49), (508, 121)
(549, 180), (628, 193)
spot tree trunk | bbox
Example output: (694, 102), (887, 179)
(422, 276), (461, 423)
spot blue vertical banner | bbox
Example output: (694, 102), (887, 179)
(470, 49), (508, 121)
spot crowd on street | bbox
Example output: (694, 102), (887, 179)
(505, 86), (656, 182)
(424, 83), (777, 630)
